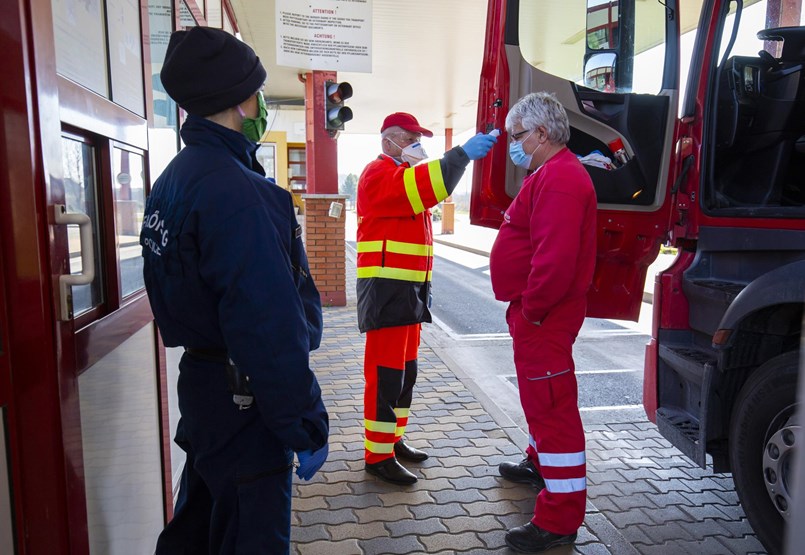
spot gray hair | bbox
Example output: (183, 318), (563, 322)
(505, 92), (570, 144)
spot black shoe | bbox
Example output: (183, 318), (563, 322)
(499, 457), (545, 488)
(365, 457), (417, 485)
(394, 439), (429, 462)
(505, 522), (577, 553)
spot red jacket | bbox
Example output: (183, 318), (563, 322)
(489, 147), (597, 332)
(356, 149), (471, 332)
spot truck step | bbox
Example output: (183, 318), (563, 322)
(656, 407), (707, 467)
(658, 343), (717, 385)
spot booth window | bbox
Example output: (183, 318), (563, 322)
(51, 0), (145, 117)
(256, 143), (277, 180)
(61, 134), (105, 317)
(113, 147), (146, 297)
(288, 146), (307, 192)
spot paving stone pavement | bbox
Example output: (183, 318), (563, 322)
(290, 256), (766, 554)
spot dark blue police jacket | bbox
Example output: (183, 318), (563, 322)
(140, 115), (327, 452)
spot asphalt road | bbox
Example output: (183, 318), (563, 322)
(425, 241), (650, 432)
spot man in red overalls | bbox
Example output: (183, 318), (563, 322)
(356, 113), (497, 484)
(489, 92), (597, 553)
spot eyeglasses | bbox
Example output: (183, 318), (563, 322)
(510, 129), (533, 142)
(391, 133), (421, 146)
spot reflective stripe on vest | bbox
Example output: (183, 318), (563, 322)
(356, 240), (433, 282)
(387, 240), (432, 256)
(357, 266), (430, 282)
(357, 240), (433, 257)
(403, 160), (448, 214)
(357, 240), (384, 253)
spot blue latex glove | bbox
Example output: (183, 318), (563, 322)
(461, 131), (498, 160)
(296, 443), (329, 481)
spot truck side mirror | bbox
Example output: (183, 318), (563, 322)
(584, 52), (618, 92)
(585, 0), (635, 92)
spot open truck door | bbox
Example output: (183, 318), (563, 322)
(472, 0), (684, 321)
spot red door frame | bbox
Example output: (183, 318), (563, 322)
(1, 0), (180, 552)
(1, 0), (75, 552)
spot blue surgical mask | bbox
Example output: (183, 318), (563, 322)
(508, 130), (543, 170)
(509, 141), (533, 169)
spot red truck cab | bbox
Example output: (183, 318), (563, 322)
(472, 1), (805, 552)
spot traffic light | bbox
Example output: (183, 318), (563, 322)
(324, 80), (353, 132)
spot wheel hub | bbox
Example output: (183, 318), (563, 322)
(762, 423), (800, 520)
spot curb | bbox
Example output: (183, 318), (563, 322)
(432, 237), (495, 259)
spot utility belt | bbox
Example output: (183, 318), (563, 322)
(184, 348), (254, 410)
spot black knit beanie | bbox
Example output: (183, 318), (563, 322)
(160, 27), (267, 117)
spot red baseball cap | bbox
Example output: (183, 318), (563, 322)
(380, 112), (433, 137)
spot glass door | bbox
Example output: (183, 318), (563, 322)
(55, 128), (166, 554)
(46, 0), (173, 550)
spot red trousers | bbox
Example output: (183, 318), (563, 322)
(363, 324), (420, 463)
(507, 303), (586, 535)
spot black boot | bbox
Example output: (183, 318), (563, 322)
(394, 439), (428, 462)
(365, 457), (417, 485)
(505, 522), (577, 553)
(499, 457), (545, 488)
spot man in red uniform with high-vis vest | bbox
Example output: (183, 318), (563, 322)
(356, 113), (497, 485)
(490, 92), (597, 553)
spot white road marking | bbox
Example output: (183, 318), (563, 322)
(576, 368), (641, 375)
(430, 312), (509, 341)
(500, 374), (643, 412)
(578, 328), (647, 339)
(579, 404), (644, 412)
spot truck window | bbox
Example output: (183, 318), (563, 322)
(518, 0), (670, 94)
(706, 0), (805, 214)
(717, 0), (805, 59)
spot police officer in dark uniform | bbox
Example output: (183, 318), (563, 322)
(141, 27), (329, 554)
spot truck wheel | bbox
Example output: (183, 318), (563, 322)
(729, 350), (800, 555)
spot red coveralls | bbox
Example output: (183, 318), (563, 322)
(489, 147), (597, 535)
(356, 150), (470, 463)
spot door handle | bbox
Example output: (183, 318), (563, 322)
(671, 154), (695, 195)
(54, 204), (95, 321)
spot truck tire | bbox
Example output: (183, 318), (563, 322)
(729, 350), (800, 555)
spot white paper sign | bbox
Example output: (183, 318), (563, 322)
(276, 0), (372, 73)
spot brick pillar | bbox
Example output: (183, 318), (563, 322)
(303, 194), (348, 306)
(302, 71), (346, 306)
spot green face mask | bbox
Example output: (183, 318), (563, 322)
(240, 91), (268, 142)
